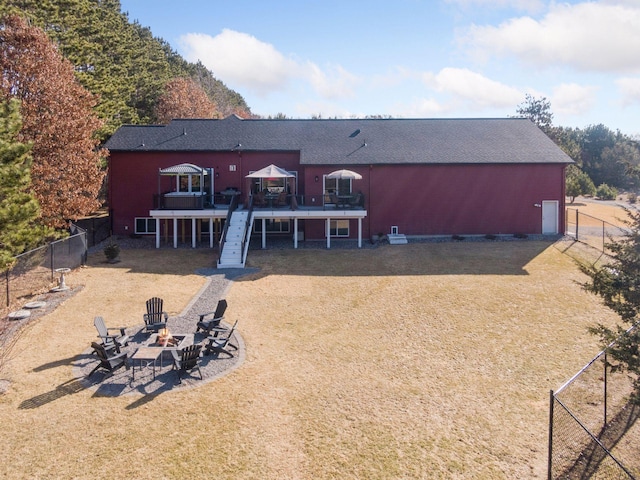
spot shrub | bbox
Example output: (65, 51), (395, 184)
(103, 241), (120, 262)
(596, 183), (618, 200)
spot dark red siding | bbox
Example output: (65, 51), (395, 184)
(366, 163), (566, 237)
(109, 152), (566, 239)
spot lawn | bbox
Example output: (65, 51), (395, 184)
(0, 235), (621, 479)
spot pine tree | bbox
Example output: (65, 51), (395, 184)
(0, 1), (252, 136)
(0, 99), (41, 269)
(0, 14), (106, 228)
(580, 209), (640, 403)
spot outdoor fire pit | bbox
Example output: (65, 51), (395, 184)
(148, 329), (186, 349)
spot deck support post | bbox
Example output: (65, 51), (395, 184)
(326, 218), (331, 249)
(173, 218), (178, 248)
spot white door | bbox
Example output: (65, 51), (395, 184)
(542, 200), (559, 234)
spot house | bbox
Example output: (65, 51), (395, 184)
(104, 115), (572, 265)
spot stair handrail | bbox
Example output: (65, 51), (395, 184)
(218, 195), (238, 260)
(240, 198), (255, 266)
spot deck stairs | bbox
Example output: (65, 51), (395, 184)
(217, 210), (252, 268)
(387, 233), (408, 245)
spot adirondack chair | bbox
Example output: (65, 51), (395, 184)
(93, 316), (129, 353)
(171, 344), (203, 384)
(195, 299), (227, 335)
(348, 192), (363, 208)
(276, 192), (288, 207)
(143, 297), (168, 332)
(203, 320), (238, 358)
(88, 342), (128, 378)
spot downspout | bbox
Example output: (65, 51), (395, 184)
(368, 164), (373, 240)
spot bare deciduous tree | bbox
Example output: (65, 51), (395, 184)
(0, 14), (106, 228)
(154, 77), (217, 124)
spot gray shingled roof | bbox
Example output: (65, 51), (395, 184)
(104, 115), (573, 165)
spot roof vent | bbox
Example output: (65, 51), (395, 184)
(183, 127), (187, 135)
(349, 129), (361, 138)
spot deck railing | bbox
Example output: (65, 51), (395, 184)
(250, 193), (365, 210)
(152, 192), (366, 211)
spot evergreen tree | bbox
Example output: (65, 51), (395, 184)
(565, 165), (596, 202)
(0, 0), (252, 137)
(0, 99), (41, 269)
(580, 210), (640, 403)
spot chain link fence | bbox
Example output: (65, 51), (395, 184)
(1, 228), (88, 310)
(549, 326), (639, 479)
(75, 213), (110, 248)
(566, 208), (630, 255)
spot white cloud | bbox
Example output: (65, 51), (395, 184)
(179, 29), (299, 96)
(399, 97), (453, 117)
(462, 2), (640, 73)
(178, 29), (358, 101)
(616, 77), (640, 106)
(550, 83), (598, 116)
(421, 67), (523, 109)
(445, 0), (544, 13)
(302, 62), (360, 99)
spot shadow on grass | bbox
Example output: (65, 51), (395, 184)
(125, 392), (163, 410)
(560, 402), (640, 478)
(239, 239), (559, 278)
(32, 355), (79, 372)
(18, 377), (91, 409)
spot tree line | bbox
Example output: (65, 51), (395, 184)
(0, 1), (252, 268)
(516, 94), (640, 202)
(1, 3), (640, 256)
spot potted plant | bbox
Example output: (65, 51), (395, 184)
(103, 241), (120, 263)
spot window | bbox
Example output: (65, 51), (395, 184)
(254, 218), (291, 233)
(176, 174), (203, 193)
(135, 217), (157, 234)
(178, 175), (189, 192)
(329, 220), (349, 237)
(323, 177), (351, 204)
(191, 175), (202, 192)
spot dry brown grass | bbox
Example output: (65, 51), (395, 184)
(0, 242), (620, 479)
(0, 229), (628, 478)
(567, 196), (634, 226)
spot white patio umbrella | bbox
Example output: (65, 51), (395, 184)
(326, 169), (362, 180)
(246, 164), (294, 178)
(245, 164), (296, 198)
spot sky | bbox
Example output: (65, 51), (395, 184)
(119, 0), (640, 136)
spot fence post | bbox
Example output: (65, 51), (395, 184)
(603, 351), (608, 430)
(575, 209), (579, 241)
(602, 222), (606, 254)
(50, 245), (54, 282)
(5, 269), (9, 308)
(548, 389), (554, 480)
